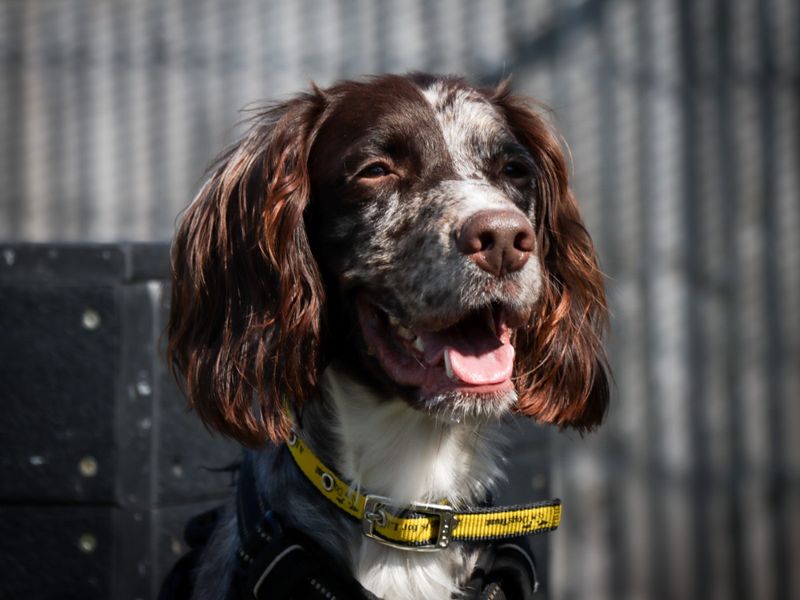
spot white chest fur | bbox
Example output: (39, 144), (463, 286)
(319, 367), (507, 600)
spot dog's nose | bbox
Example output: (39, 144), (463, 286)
(457, 210), (534, 276)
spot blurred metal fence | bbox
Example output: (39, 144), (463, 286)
(1, 1), (798, 599)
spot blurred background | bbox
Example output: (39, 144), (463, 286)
(1, 0), (798, 599)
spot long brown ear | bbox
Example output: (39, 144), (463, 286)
(493, 84), (610, 431)
(167, 92), (327, 447)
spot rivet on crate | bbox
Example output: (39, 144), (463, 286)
(2, 248), (14, 266)
(81, 309), (101, 331)
(136, 378), (152, 397)
(79, 533), (97, 554)
(171, 537), (183, 555)
(79, 456), (98, 477)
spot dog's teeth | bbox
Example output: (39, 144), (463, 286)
(444, 351), (457, 380)
(413, 337), (425, 353)
(396, 325), (415, 340)
(388, 315), (401, 326)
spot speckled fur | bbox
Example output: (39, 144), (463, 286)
(311, 77), (542, 332)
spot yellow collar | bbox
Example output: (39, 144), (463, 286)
(286, 431), (562, 551)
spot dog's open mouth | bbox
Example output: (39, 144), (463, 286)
(356, 298), (516, 397)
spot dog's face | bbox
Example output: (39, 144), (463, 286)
(307, 76), (544, 416)
(168, 74), (609, 446)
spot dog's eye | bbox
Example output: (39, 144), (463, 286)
(358, 162), (392, 179)
(501, 160), (532, 180)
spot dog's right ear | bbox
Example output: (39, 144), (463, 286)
(167, 91), (328, 447)
(490, 83), (610, 433)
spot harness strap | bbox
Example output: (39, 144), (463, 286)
(233, 453), (378, 600)
(466, 542), (540, 600)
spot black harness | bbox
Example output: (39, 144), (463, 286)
(160, 453), (541, 600)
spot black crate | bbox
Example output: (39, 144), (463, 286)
(0, 243), (240, 599)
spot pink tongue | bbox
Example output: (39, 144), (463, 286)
(447, 343), (514, 385)
(420, 318), (515, 385)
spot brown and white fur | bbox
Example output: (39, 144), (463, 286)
(167, 73), (609, 600)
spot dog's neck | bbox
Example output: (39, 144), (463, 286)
(277, 365), (512, 600)
(315, 364), (507, 508)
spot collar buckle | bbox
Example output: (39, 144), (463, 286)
(362, 494), (456, 552)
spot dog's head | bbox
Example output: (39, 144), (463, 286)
(168, 74), (609, 447)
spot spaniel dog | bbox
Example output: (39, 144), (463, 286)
(167, 73), (608, 600)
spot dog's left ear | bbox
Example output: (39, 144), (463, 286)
(491, 83), (610, 431)
(167, 91), (329, 447)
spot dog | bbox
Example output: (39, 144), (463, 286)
(166, 73), (608, 600)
